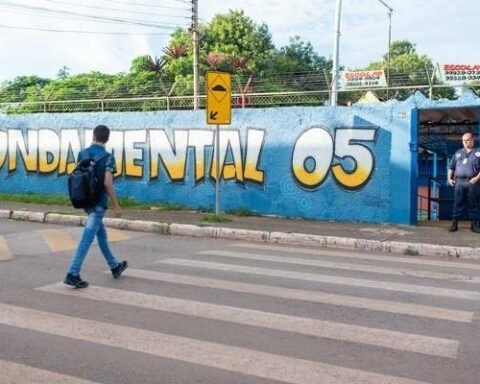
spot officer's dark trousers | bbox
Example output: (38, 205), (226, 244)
(452, 178), (480, 219)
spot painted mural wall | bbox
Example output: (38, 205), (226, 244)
(0, 103), (416, 224)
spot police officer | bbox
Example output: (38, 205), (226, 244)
(447, 132), (480, 232)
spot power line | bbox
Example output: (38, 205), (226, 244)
(98, 0), (190, 12)
(0, 23), (172, 35)
(0, 1), (185, 29)
(41, 0), (190, 20)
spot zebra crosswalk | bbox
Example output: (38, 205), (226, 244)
(0, 227), (141, 261)
(1, 236), (480, 383)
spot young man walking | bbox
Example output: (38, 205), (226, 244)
(64, 125), (127, 288)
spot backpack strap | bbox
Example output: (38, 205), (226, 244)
(92, 152), (109, 164)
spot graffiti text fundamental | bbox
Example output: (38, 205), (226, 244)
(0, 128), (266, 184)
(0, 126), (378, 190)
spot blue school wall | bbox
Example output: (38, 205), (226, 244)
(0, 101), (417, 224)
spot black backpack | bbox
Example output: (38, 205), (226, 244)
(68, 151), (108, 209)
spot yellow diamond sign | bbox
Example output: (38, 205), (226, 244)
(206, 71), (231, 125)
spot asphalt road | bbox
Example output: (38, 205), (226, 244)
(1, 218), (480, 384)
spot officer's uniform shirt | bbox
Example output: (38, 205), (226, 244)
(449, 148), (480, 179)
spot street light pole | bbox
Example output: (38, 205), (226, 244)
(377, 0), (393, 99)
(330, 0), (392, 106)
(330, 0), (342, 107)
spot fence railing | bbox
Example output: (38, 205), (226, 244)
(0, 85), (459, 114)
(0, 66), (471, 114)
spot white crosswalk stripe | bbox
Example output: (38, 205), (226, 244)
(0, 236), (12, 261)
(0, 303), (434, 384)
(122, 269), (474, 323)
(158, 258), (480, 300)
(0, 359), (101, 384)
(198, 249), (480, 283)
(36, 283), (459, 358)
(231, 242), (480, 271)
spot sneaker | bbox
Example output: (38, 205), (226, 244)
(111, 261), (128, 279)
(63, 273), (89, 289)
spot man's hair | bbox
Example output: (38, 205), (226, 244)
(93, 125), (110, 143)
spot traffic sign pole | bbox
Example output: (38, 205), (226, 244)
(206, 71), (232, 216)
(215, 124), (220, 215)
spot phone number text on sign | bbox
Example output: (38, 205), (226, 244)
(442, 64), (480, 84)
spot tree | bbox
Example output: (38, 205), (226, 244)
(264, 36), (332, 95)
(201, 10), (274, 74)
(56, 66), (70, 79)
(0, 75), (50, 102)
(364, 39), (455, 101)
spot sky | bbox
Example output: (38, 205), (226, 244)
(0, 0), (478, 81)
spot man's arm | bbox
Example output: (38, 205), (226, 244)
(447, 169), (456, 186)
(104, 171), (121, 217)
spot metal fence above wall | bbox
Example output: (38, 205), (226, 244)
(0, 67), (474, 114)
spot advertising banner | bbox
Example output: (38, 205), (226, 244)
(440, 64), (480, 86)
(340, 70), (387, 89)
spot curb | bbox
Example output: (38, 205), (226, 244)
(2, 209), (480, 260)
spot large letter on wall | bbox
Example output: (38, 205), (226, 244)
(8, 129), (38, 172)
(105, 130), (125, 177)
(244, 129), (265, 184)
(149, 129), (188, 181)
(210, 130), (244, 182)
(292, 127), (333, 189)
(124, 130), (146, 178)
(331, 128), (377, 190)
(38, 130), (60, 174)
(188, 129), (213, 183)
(59, 129), (81, 175)
(0, 131), (7, 169)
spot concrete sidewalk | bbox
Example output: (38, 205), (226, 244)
(1, 201), (480, 260)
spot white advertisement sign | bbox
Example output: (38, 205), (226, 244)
(340, 70), (387, 89)
(440, 64), (480, 86)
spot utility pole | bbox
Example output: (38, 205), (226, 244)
(330, 0), (342, 107)
(377, 0), (393, 99)
(192, 0), (200, 110)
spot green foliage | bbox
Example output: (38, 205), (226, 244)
(0, 192), (71, 205)
(0, 75), (50, 102)
(362, 39), (455, 101)
(0, 192), (157, 210)
(404, 246), (420, 256)
(200, 214), (231, 224)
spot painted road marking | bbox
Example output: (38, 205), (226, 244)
(0, 359), (101, 384)
(0, 303), (434, 384)
(0, 236), (12, 261)
(158, 259), (480, 301)
(232, 242), (480, 271)
(107, 228), (132, 242)
(37, 283), (458, 358)
(121, 269), (473, 323)
(199, 250), (480, 283)
(37, 229), (77, 253)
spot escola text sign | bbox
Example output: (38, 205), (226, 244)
(206, 71), (231, 125)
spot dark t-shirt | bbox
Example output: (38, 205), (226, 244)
(449, 148), (480, 178)
(78, 144), (116, 208)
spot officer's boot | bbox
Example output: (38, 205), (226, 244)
(449, 219), (459, 232)
(471, 219), (480, 233)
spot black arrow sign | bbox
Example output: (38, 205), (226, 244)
(209, 111), (218, 120)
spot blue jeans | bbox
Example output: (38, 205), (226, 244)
(68, 205), (118, 276)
